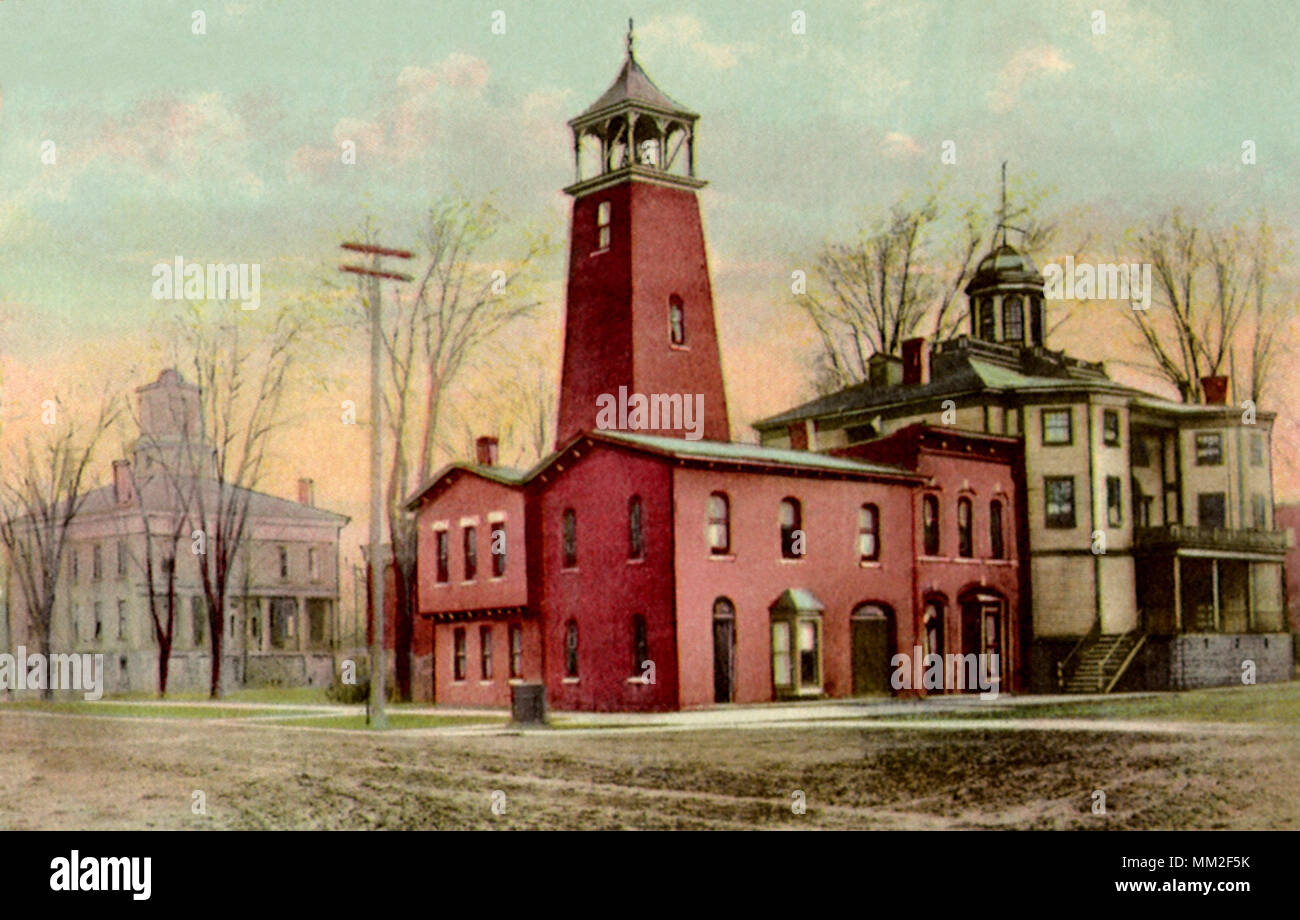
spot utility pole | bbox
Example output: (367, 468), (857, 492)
(340, 241), (413, 729)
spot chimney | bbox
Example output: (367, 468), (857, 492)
(475, 436), (499, 467)
(902, 337), (927, 386)
(297, 477), (314, 506)
(112, 460), (134, 505)
(1201, 376), (1229, 406)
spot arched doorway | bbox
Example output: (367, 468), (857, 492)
(712, 598), (736, 703)
(850, 603), (895, 695)
(959, 588), (1006, 693)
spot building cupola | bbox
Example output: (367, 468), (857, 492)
(964, 164), (1046, 348)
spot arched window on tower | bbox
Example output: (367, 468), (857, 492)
(595, 201), (611, 251)
(668, 295), (685, 346)
(979, 299), (996, 340)
(1002, 296), (1023, 343)
(1029, 297), (1044, 345)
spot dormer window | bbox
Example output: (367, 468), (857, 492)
(596, 201), (611, 251)
(669, 295), (685, 346)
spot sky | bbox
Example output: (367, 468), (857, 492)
(3, 0), (1300, 570)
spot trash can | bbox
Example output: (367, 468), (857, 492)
(510, 682), (547, 725)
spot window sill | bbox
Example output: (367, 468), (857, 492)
(561, 567), (580, 574)
(561, 677), (579, 685)
(708, 553), (735, 562)
(779, 557), (805, 564)
(627, 557), (645, 565)
(859, 559), (881, 568)
(451, 680), (467, 685)
(460, 580), (476, 586)
(508, 678), (525, 685)
(625, 676), (652, 685)
(434, 582), (450, 588)
(478, 680), (493, 686)
(590, 248), (609, 258)
(489, 575), (506, 582)
(669, 344), (690, 352)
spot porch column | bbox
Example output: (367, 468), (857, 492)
(1211, 559), (1221, 632)
(262, 599), (272, 652)
(298, 596), (309, 651)
(1172, 556), (1182, 632)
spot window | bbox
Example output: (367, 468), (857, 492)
(1250, 433), (1265, 467)
(1029, 297), (1044, 344)
(923, 599), (945, 660)
(990, 500), (1005, 559)
(1106, 476), (1123, 526)
(1131, 434), (1150, 467)
(278, 546), (289, 579)
(117, 541), (128, 577)
(452, 627), (467, 681)
(463, 526), (477, 580)
(957, 498), (973, 558)
(490, 522), (506, 577)
(564, 619), (579, 678)
(1003, 296), (1023, 342)
(308, 547), (319, 581)
(707, 493), (730, 554)
(779, 498), (803, 558)
(922, 495), (940, 555)
(435, 529), (449, 583)
(561, 509), (577, 568)
(595, 200), (611, 250)
(1102, 409), (1120, 447)
(798, 619), (821, 688)
(191, 595), (204, 647)
(771, 621), (792, 688)
(631, 614), (649, 677)
(668, 294), (685, 346)
(1252, 494), (1268, 530)
(628, 495), (644, 560)
(117, 600), (127, 641)
(92, 544), (103, 581)
(1195, 432), (1223, 466)
(508, 624), (523, 679)
(858, 504), (879, 561)
(1044, 477), (1076, 528)
(1041, 408), (1072, 445)
(1198, 492), (1226, 529)
(480, 626), (493, 680)
(979, 298), (995, 339)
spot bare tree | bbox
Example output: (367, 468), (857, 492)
(167, 300), (306, 698)
(1123, 210), (1288, 403)
(366, 194), (550, 699)
(0, 397), (118, 698)
(797, 177), (1068, 394)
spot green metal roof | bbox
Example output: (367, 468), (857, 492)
(591, 431), (918, 478)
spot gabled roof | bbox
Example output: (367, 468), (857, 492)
(403, 463), (529, 511)
(574, 51), (697, 122)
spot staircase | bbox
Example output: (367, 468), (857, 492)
(1060, 631), (1145, 694)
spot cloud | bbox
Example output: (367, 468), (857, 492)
(637, 14), (750, 70)
(989, 45), (1073, 113)
(882, 131), (923, 158)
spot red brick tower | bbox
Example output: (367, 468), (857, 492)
(555, 25), (731, 447)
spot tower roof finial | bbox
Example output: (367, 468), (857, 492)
(627, 18), (635, 56)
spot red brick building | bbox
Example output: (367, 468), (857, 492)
(402, 34), (1026, 710)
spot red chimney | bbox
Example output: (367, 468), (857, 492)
(902, 337), (926, 386)
(1201, 376), (1229, 406)
(475, 436), (499, 466)
(112, 460), (134, 505)
(297, 478), (314, 506)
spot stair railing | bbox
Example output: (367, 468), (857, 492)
(1095, 630), (1134, 691)
(1056, 618), (1101, 690)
